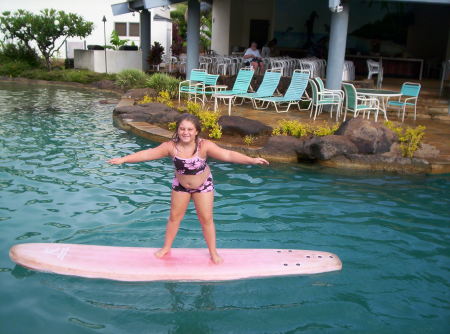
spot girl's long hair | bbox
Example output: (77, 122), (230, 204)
(172, 113), (202, 155)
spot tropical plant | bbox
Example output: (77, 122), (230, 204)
(146, 73), (180, 98)
(0, 9), (93, 70)
(147, 41), (165, 66)
(171, 23), (183, 56)
(170, 2), (212, 52)
(200, 10), (212, 51)
(384, 121), (426, 158)
(170, 4), (187, 41)
(115, 69), (148, 89)
(109, 30), (129, 50)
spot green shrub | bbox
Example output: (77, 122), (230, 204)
(0, 60), (33, 77)
(272, 120), (340, 138)
(115, 69), (148, 89)
(18, 68), (115, 83)
(384, 121), (426, 158)
(0, 43), (40, 66)
(146, 73), (180, 98)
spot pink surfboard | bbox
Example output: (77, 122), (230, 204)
(9, 243), (342, 282)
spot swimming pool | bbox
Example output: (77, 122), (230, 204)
(0, 82), (449, 333)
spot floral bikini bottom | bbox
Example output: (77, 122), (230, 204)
(172, 173), (214, 193)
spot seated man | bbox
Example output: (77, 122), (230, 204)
(243, 42), (264, 73)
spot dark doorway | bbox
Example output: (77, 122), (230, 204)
(249, 19), (270, 49)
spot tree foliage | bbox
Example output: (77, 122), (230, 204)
(0, 9), (93, 70)
(170, 2), (212, 53)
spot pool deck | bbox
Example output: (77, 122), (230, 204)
(115, 90), (450, 174)
(2, 76), (449, 174)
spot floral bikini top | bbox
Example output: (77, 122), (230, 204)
(172, 140), (208, 175)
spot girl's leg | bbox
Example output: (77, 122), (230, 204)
(192, 191), (222, 264)
(155, 190), (191, 258)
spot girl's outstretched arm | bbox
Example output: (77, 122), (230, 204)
(204, 140), (269, 165)
(108, 142), (171, 164)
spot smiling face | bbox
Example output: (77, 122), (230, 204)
(177, 120), (199, 144)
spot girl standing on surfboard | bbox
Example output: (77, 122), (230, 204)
(108, 114), (269, 264)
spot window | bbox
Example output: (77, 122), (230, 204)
(129, 23), (140, 37)
(114, 22), (127, 36)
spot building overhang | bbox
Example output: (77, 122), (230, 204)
(112, 0), (185, 16)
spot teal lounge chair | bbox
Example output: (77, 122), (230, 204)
(214, 67), (254, 96)
(253, 70), (310, 113)
(342, 83), (380, 121)
(309, 79), (343, 121)
(234, 68), (282, 108)
(387, 82), (421, 122)
(178, 69), (207, 105)
(191, 74), (220, 105)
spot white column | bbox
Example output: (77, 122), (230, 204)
(211, 0), (231, 55)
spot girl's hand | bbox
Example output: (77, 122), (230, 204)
(252, 157), (269, 165)
(107, 157), (125, 165)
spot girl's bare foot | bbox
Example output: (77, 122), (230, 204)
(210, 252), (223, 264)
(154, 247), (170, 258)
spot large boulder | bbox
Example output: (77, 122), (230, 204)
(261, 135), (305, 158)
(92, 80), (118, 90)
(218, 116), (272, 136)
(335, 118), (397, 154)
(297, 135), (359, 160)
(123, 88), (157, 100)
(114, 103), (179, 124)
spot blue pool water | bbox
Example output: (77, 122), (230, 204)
(0, 82), (449, 333)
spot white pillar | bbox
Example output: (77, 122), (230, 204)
(211, 0), (231, 55)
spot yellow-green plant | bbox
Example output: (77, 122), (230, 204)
(272, 120), (339, 138)
(185, 100), (202, 115)
(208, 125), (223, 139)
(243, 135), (256, 146)
(137, 95), (154, 104)
(272, 120), (310, 137)
(182, 101), (222, 139)
(138, 91), (174, 107)
(312, 122), (340, 136)
(384, 121), (426, 158)
(168, 121), (176, 131)
(155, 90), (174, 108)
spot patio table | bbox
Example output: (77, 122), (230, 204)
(356, 89), (402, 120)
(213, 94), (235, 116)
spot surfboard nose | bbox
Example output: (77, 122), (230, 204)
(9, 244), (22, 263)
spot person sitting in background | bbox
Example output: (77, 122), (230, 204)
(261, 42), (271, 58)
(261, 38), (278, 58)
(243, 42), (264, 73)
